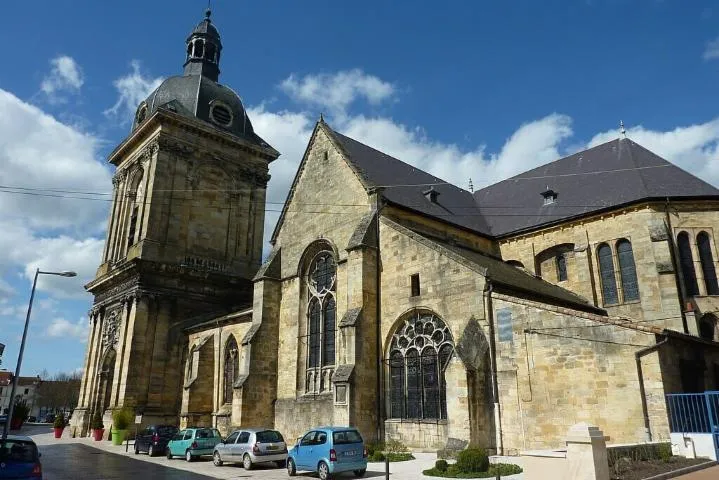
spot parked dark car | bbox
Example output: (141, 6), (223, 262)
(134, 425), (179, 457)
(26, 416), (37, 423)
(0, 435), (43, 479)
(43, 414), (54, 424)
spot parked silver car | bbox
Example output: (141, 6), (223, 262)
(213, 428), (287, 469)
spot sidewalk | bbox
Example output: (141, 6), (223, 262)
(674, 464), (719, 479)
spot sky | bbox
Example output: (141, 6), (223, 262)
(0, 0), (718, 378)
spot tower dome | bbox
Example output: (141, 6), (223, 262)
(131, 9), (273, 150)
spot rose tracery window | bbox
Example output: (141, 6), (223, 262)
(387, 310), (454, 420)
(223, 336), (239, 404)
(306, 250), (337, 393)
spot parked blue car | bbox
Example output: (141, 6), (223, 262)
(287, 426), (367, 479)
(0, 435), (43, 479)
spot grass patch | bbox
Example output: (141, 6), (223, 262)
(423, 463), (523, 478)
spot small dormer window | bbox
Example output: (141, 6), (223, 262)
(423, 186), (440, 204)
(210, 101), (233, 127)
(135, 103), (148, 125)
(193, 39), (205, 58)
(541, 188), (558, 205)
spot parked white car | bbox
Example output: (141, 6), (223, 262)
(213, 428), (287, 469)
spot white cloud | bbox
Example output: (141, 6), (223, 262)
(105, 60), (164, 121)
(46, 317), (88, 341)
(40, 56), (84, 100)
(703, 36), (719, 60)
(0, 89), (108, 298)
(280, 69), (395, 116)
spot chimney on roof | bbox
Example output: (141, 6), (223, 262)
(423, 186), (440, 204)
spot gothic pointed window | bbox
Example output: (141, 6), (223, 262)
(305, 249), (336, 393)
(698, 232), (719, 295)
(598, 243), (618, 305)
(617, 239), (640, 301)
(387, 310), (454, 420)
(678, 232), (699, 296)
(223, 336), (239, 404)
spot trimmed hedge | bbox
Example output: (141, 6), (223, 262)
(456, 448), (489, 473)
(423, 463), (523, 478)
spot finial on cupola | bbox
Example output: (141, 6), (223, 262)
(620, 120), (627, 139)
(319, 112), (325, 123)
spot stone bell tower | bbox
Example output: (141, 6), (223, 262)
(71, 8), (279, 436)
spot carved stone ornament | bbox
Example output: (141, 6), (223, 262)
(158, 137), (195, 158)
(102, 309), (121, 347)
(95, 278), (139, 304)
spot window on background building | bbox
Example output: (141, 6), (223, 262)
(556, 254), (567, 281)
(223, 336), (239, 404)
(678, 232), (699, 296)
(617, 239), (640, 301)
(697, 232), (719, 295)
(23, 389), (29, 395)
(386, 310), (454, 420)
(306, 250), (337, 392)
(597, 243), (618, 305)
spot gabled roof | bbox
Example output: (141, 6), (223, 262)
(474, 138), (719, 237)
(324, 126), (491, 235)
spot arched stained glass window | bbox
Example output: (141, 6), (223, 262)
(678, 232), (699, 296)
(598, 243), (618, 305)
(698, 232), (719, 295)
(617, 239), (640, 301)
(387, 310), (454, 420)
(223, 336), (239, 404)
(305, 250), (337, 393)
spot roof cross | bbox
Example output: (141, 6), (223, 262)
(620, 120), (627, 139)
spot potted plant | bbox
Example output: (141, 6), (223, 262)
(53, 412), (66, 438)
(90, 410), (105, 441)
(10, 400), (30, 431)
(111, 408), (133, 446)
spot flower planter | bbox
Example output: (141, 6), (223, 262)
(53, 427), (64, 439)
(10, 418), (23, 430)
(92, 428), (105, 441)
(111, 429), (127, 446)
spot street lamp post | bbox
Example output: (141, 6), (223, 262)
(0, 268), (76, 443)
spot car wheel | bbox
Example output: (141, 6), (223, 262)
(166, 448), (172, 460)
(287, 458), (297, 476)
(275, 459), (286, 468)
(243, 453), (253, 470)
(354, 469), (367, 478)
(148, 445), (155, 457)
(213, 451), (223, 467)
(134, 442), (139, 455)
(185, 450), (194, 462)
(318, 461), (332, 480)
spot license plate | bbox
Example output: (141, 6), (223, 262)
(266, 445), (278, 451)
(344, 451), (357, 456)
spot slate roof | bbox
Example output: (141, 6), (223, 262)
(474, 138), (719, 236)
(325, 127), (492, 235)
(323, 125), (719, 239)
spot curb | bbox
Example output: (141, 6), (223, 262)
(641, 460), (718, 480)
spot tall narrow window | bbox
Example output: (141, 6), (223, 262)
(387, 310), (454, 420)
(556, 254), (567, 281)
(698, 232), (719, 295)
(223, 336), (238, 404)
(678, 232), (699, 296)
(410, 274), (420, 297)
(598, 243), (618, 305)
(305, 249), (337, 392)
(617, 239), (640, 301)
(127, 207), (138, 247)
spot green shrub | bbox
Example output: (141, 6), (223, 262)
(423, 462), (522, 478)
(369, 451), (385, 462)
(435, 459), (449, 472)
(658, 443), (673, 462)
(53, 412), (65, 428)
(111, 408), (133, 430)
(385, 438), (410, 454)
(12, 400), (30, 422)
(366, 441), (383, 457)
(456, 448), (489, 473)
(90, 411), (104, 430)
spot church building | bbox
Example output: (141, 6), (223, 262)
(71, 10), (719, 454)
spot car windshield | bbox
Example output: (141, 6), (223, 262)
(256, 430), (284, 443)
(0, 440), (39, 462)
(333, 430), (363, 445)
(157, 426), (177, 436)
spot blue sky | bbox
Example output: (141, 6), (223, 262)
(0, 0), (718, 378)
